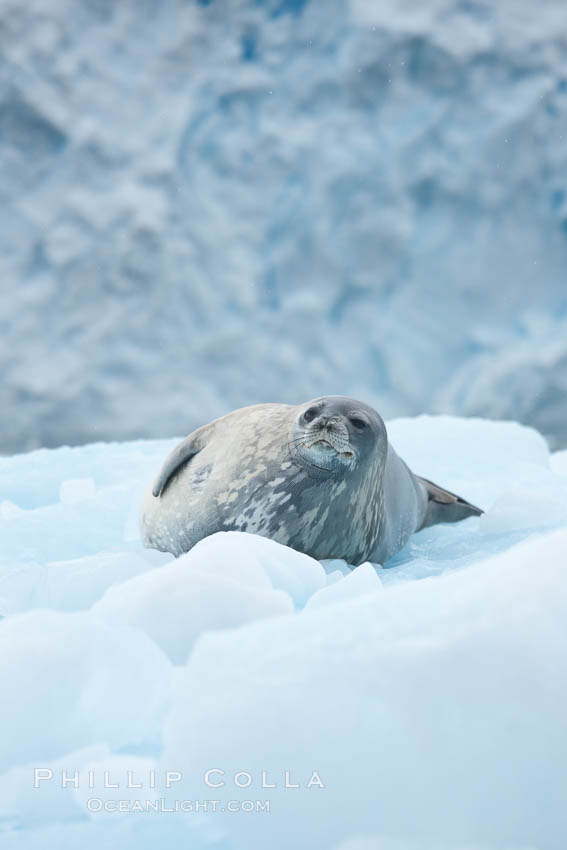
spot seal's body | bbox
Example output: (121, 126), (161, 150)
(140, 397), (482, 566)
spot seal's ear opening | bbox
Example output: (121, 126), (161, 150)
(417, 476), (483, 529)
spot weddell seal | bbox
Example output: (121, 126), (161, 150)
(140, 396), (482, 566)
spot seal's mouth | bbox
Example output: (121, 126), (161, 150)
(302, 438), (354, 459)
(291, 424), (355, 477)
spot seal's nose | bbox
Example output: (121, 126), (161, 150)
(316, 415), (329, 428)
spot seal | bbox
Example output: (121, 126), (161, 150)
(140, 396), (483, 566)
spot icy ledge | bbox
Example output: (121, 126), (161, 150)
(0, 416), (566, 850)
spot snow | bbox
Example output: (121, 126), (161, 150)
(2, 0), (567, 456)
(1, 415), (566, 849)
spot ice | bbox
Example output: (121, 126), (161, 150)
(0, 817), (200, 850)
(0, 745), (110, 830)
(0, 440), (176, 571)
(162, 530), (567, 850)
(93, 538), (295, 665)
(305, 562), (382, 610)
(0, 501), (25, 520)
(2, 0), (567, 456)
(0, 610), (172, 771)
(43, 551), (159, 613)
(379, 416), (562, 585)
(551, 450), (567, 482)
(59, 478), (97, 505)
(0, 551), (163, 617)
(71, 753), (160, 815)
(0, 415), (566, 849)
(479, 487), (567, 535)
(321, 559), (354, 579)
(330, 841), (512, 850)
(177, 530), (327, 606)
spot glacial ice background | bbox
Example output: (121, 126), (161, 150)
(2, 0), (567, 455)
(1, 416), (567, 850)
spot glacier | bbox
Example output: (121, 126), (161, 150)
(1, 415), (567, 849)
(1, 0), (567, 454)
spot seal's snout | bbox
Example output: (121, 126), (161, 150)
(310, 413), (341, 435)
(309, 413), (335, 433)
(304, 418), (352, 457)
(291, 399), (373, 474)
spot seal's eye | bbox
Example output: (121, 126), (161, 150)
(303, 407), (318, 423)
(350, 417), (367, 430)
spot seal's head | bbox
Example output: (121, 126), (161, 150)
(290, 395), (387, 478)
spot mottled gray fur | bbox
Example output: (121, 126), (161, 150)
(140, 396), (482, 566)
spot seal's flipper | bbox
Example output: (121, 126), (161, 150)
(152, 424), (213, 497)
(417, 476), (483, 529)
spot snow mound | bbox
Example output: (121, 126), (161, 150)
(0, 415), (566, 849)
